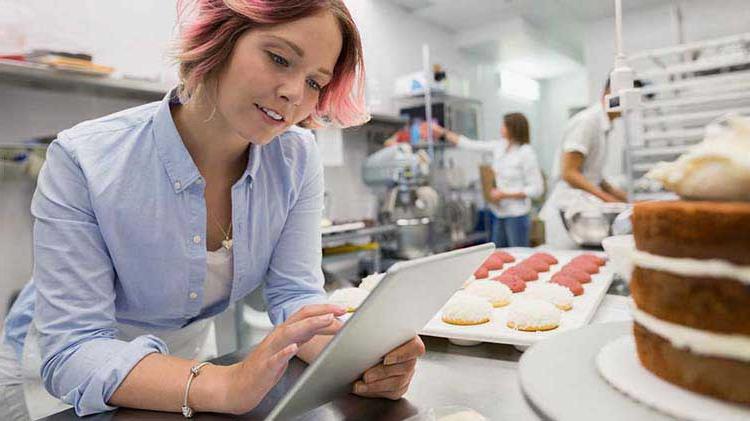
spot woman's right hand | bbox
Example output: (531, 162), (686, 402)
(220, 304), (346, 415)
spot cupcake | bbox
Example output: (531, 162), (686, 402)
(506, 299), (561, 331)
(464, 280), (512, 308)
(441, 292), (493, 326)
(329, 287), (369, 312)
(359, 272), (385, 291)
(524, 283), (574, 311)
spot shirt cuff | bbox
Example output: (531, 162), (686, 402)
(268, 293), (328, 326)
(62, 335), (167, 416)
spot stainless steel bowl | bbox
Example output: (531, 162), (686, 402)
(559, 203), (630, 247)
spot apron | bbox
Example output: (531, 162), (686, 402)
(1, 318), (216, 420)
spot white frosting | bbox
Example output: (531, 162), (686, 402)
(464, 280), (512, 306)
(442, 292), (493, 323)
(525, 283), (574, 310)
(633, 306), (750, 362)
(632, 250), (750, 285)
(646, 115), (750, 201)
(506, 298), (561, 328)
(329, 287), (369, 311)
(359, 272), (385, 291)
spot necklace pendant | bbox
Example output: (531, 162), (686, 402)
(222, 239), (233, 250)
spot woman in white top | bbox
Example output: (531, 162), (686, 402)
(432, 113), (544, 247)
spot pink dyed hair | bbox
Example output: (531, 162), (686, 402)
(175, 0), (370, 128)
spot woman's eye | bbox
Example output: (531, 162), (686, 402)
(307, 79), (322, 91)
(268, 52), (289, 67)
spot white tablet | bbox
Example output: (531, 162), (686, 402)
(266, 243), (495, 420)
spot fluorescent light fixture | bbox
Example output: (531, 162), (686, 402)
(499, 70), (540, 101)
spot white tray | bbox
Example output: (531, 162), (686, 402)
(419, 247), (614, 347)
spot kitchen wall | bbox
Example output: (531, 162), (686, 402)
(0, 0), (483, 318)
(536, 72), (589, 180)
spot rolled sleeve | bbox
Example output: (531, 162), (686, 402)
(32, 139), (166, 416)
(263, 139), (327, 325)
(561, 118), (596, 157)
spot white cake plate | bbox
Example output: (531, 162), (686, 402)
(518, 322), (674, 421)
(597, 336), (750, 421)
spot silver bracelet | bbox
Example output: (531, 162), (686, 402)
(182, 362), (211, 418)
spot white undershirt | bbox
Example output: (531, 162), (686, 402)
(202, 246), (234, 310)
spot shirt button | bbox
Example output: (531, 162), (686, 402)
(174, 181), (182, 190)
(193, 235), (201, 244)
(189, 292), (198, 300)
(196, 178), (203, 185)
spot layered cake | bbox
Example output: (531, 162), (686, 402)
(630, 116), (750, 405)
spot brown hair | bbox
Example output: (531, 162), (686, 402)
(503, 112), (530, 145)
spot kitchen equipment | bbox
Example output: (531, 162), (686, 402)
(364, 144), (437, 259)
(560, 201), (631, 248)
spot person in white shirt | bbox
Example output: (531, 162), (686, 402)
(540, 78), (629, 248)
(431, 113), (544, 247)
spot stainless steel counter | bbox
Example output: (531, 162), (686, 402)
(38, 296), (631, 420)
(39, 335), (539, 420)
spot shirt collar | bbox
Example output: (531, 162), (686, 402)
(152, 89), (261, 193)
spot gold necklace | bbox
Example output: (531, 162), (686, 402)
(209, 213), (233, 250)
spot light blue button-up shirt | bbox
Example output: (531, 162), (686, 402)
(3, 91), (327, 415)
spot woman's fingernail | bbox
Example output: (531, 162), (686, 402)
(355, 384), (368, 393)
(319, 314), (333, 322)
(384, 356), (397, 365)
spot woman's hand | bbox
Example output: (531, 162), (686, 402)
(490, 188), (507, 201)
(352, 336), (426, 400)
(220, 304), (346, 415)
(491, 189), (525, 201)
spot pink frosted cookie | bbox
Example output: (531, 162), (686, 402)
(482, 254), (505, 271)
(492, 250), (516, 263)
(521, 257), (550, 273)
(529, 252), (558, 265)
(492, 274), (526, 293)
(474, 266), (489, 279)
(559, 266), (592, 284)
(503, 265), (538, 282)
(550, 275), (584, 296)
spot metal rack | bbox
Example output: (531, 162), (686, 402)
(623, 32), (750, 200)
(0, 59), (169, 101)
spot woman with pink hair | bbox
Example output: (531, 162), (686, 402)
(0, 1), (424, 418)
